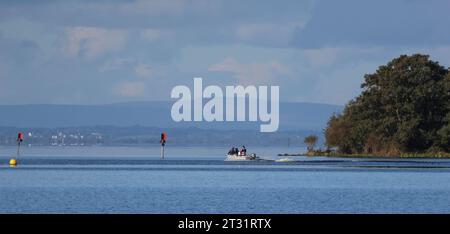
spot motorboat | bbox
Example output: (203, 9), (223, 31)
(225, 153), (259, 161)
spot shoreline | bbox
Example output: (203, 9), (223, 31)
(278, 152), (450, 159)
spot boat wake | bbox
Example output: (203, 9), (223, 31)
(275, 158), (295, 162)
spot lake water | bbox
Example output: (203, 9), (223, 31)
(1, 146), (450, 213)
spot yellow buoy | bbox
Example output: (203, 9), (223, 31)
(9, 158), (17, 167)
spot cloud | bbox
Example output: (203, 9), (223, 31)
(303, 47), (341, 68)
(1, 0), (450, 106)
(134, 63), (154, 79)
(140, 29), (163, 42)
(117, 0), (186, 17)
(309, 61), (379, 105)
(64, 26), (128, 59)
(113, 81), (145, 97)
(99, 59), (163, 80)
(209, 57), (290, 85)
(236, 22), (305, 47)
(139, 28), (176, 43)
(0, 1), (313, 47)
(302, 46), (385, 69)
(0, 60), (8, 81)
(98, 58), (134, 72)
(295, 0), (450, 48)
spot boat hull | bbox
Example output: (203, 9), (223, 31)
(225, 154), (258, 161)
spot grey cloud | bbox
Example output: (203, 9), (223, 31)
(294, 0), (450, 48)
(0, 0), (313, 47)
(1, 0), (449, 105)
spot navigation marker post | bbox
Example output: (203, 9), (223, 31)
(9, 132), (24, 167)
(160, 132), (167, 159)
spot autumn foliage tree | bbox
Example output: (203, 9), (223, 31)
(325, 54), (450, 156)
(304, 135), (318, 151)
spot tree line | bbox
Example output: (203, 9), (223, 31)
(324, 54), (450, 156)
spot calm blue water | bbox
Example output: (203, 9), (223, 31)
(1, 146), (450, 213)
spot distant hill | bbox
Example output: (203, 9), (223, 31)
(0, 101), (342, 131)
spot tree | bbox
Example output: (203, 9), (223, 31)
(304, 135), (318, 152)
(436, 72), (450, 151)
(325, 54), (450, 155)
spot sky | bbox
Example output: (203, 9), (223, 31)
(1, 0), (450, 105)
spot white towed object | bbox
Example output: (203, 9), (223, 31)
(225, 153), (259, 161)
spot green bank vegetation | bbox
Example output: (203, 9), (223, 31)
(321, 54), (450, 158)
